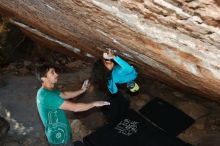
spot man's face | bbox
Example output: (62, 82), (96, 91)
(44, 68), (59, 84)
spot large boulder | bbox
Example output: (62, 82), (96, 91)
(1, 0), (220, 103)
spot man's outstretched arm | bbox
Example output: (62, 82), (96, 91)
(60, 100), (110, 112)
(60, 89), (85, 100)
(60, 80), (89, 99)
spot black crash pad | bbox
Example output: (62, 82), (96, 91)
(84, 110), (189, 146)
(101, 92), (130, 123)
(139, 97), (195, 136)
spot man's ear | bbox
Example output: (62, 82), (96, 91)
(41, 77), (47, 82)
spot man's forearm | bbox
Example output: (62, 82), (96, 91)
(70, 102), (95, 112)
(60, 89), (85, 99)
(60, 101), (95, 112)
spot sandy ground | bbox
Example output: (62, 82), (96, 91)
(1, 66), (220, 146)
(0, 74), (47, 146)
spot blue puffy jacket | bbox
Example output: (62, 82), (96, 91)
(107, 56), (137, 94)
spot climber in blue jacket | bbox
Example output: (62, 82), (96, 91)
(102, 49), (139, 94)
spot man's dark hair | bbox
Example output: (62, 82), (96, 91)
(35, 64), (53, 82)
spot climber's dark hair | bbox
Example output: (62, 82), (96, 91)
(91, 59), (111, 91)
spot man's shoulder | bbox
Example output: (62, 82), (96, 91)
(38, 87), (60, 94)
(37, 88), (52, 101)
(36, 88), (64, 109)
(37, 87), (47, 96)
(37, 88), (61, 100)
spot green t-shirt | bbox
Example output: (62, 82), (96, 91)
(36, 87), (71, 144)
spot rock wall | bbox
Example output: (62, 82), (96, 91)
(0, 0), (220, 102)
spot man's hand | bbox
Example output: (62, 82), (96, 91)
(92, 101), (110, 107)
(81, 79), (90, 92)
(60, 79), (90, 99)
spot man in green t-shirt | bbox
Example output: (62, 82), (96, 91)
(35, 64), (110, 146)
